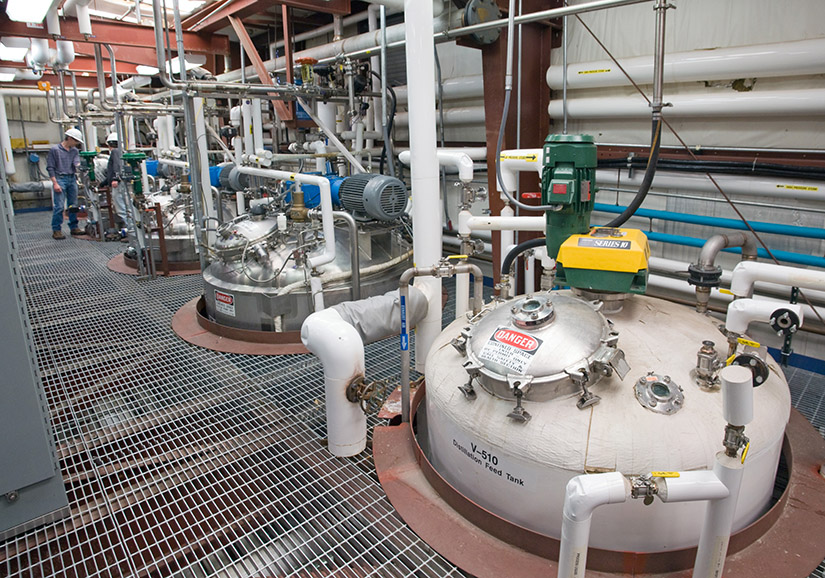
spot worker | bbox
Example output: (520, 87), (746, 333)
(46, 127), (84, 240)
(102, 132), (127, 230)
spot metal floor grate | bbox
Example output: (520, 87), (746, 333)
(2, 211), (824, 578)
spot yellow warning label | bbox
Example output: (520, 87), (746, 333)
(737, 337), (761, 348)
(777, 184), (818, 191)
(651, 471), (680, 478)
(578, 69), (611, 75)
(499, 154), (538, 162)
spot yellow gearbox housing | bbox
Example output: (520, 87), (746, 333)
(556, 227), (649, 294)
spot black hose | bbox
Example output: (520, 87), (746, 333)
(501, 236), (546, 277)
(605, 117), (662, 228)
(598, 157), (825, 180)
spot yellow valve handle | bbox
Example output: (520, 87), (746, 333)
(741, 442), (750, 464)
(725, 354), (736, 366)
(737, 337), (761, 348)
(651, 471), (680, 478)
(719, 288), (733, 295)
(447, 254), (469, 260)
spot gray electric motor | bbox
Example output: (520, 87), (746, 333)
(339, 173), (407, 221)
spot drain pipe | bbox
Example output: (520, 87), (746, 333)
(730, 261), (825, 299)
(301, 288), (429, 457)
(689, 233), (757, 313)
(235, 166), (335, 268)
(399, 261), (483, 422)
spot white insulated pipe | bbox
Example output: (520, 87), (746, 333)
(597, 169), (825, 203)
(404, 0), (442, 373)
(725, 298), (804, 336)
(252, 98), (264, 153)
(310, 276), (325, 312)
(309, 140), (328, 173)
(0, 96), (16, 175)
(549, 89), (825, 119)
(236, 166), (336, 268)
(241, 100), (254, 158)
(458, 213), (546, 235)
(547, 39), (825, 91)
(655, 471), (729, 504)
(557, 472), (631, 578)
(399, 149), (475, 183)
(396, 106), (486, 127)
(730, 261), (825, 298)
(498, 149), (544, 193)
(720, 365), (754, 427)
(300, 308), (366, 457)
(195, 98), (216, 249)
(395, 74), (484, 103)
(158, 158), (189, 169)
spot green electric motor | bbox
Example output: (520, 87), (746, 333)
(540, 134), (598, 259)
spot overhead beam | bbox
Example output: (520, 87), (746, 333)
(0, 13), (229, 55)
(227, 15), (293, 122)
(185, 0), (350, 33)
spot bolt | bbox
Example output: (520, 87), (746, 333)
(638, 377), (646, 384)
(5, 491), (19, 503)
(664, 376), (671, 383)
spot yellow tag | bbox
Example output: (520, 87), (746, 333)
(578, 69), (611, 75)
(741, 442), (750, 464)
(777, 184), (818, 192)
(737, 337), (761, 348)
(725, 354), (736, 366)
(289, 174), (296, 179)
(499, 154), (538, 162)
(37, 80), (52, 92)
(447, 254), (468, 260)
(719, 288), (733, 295)
(651, 471), (680, 478)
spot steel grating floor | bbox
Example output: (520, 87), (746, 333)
(2, 211), (824, 578)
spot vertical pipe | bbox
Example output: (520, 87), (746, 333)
(404, 0), (442, 372)
(651, 0), (667, 116)
(241, 99), (254, 157)
(252, 98), (263, 152)
(333, 211), (361, 301)
(0, 97), (16, 175)
(194, 97), (215, 250)
(562, 0), (569, 134)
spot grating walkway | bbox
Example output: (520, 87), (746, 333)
(1, 211), (824, 578)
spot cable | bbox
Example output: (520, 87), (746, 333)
(501, 236), (545, 277)
(605, 117), (661, 227)
(434, 45), (450, 230)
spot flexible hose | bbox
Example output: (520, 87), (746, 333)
(605, 117), (662, 228)
(501, 236), (546, 277)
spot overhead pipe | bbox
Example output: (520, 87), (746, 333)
(594, 203), (825, 240)
(549, 89), (825, 119)
(394, 75), (484, 103)
(730, 261), (825, 298)
(235, 166), (335, 269)
(395, 106), (486, 127)
(547, 39), (825, 91)
(398, 149), (475, 183)
(597, 169), (825, 203)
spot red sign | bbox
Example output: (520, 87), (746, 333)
(215, 291), (234, 305)
(493, 329), (539, 352)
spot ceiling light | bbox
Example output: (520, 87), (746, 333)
(136, 65), (160, 76)
(6, 0), (57, 23)
(0, 44), (29, 62)
(0, 68), (18, 82)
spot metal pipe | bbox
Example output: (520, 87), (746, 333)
(698, 233), (758, 268)
(295, 98), (366, 173)
(562, 0), (568, 134)
(332, 211), (361, 301)
(730, 260), (825, 298)
(594, 203), (825, 240)
(399, 263), (483, 422)
(651, 0), (667, 116)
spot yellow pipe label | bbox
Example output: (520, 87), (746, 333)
(737, 337), (761, 348)
(499, 154), (538, 162)
(777, 184), (819, 192)
(651, 471), (680, 478)
(578, 68), (611, 75)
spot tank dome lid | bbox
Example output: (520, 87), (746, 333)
(464, 292), (613, 400)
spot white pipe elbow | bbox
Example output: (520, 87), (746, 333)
(725, 298), (804, 335)
(730, 260), (825, 298)
(562, 472), (630, 522)
(497, 149), (544, 193)
(436, 150), (475, 184)
(301, 308), (366, 457)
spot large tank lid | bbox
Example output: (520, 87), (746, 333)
(463, 292), (612, 401)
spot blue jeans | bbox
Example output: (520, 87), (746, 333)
(52, 175), (79, 231)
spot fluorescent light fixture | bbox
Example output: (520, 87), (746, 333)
(137, 55), (205, 76)
(0, 37), (31, 62)
(140, 0), (204, 15)
(6, 0), (57, 23)
(0, 68), (18, 82)
(136, 65), (160, 76)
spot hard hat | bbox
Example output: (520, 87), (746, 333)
(64, 128), (84, 144)
(106, 132), (118, 144)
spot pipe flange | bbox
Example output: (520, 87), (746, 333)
(510, 295), (555, 329)
(687, 263), (723, 288)
(462, 0), (502, 45)
(731, 353), (770, 387)
(635, 372), (684, 414)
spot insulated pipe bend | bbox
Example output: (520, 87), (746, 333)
(399, 149), (475, 184)
(725, 298), (804, 335)
(730, 261), (825, 298)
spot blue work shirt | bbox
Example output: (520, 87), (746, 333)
(46, 143), (80, 178)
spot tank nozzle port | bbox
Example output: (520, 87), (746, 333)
(506, 375), (532, 423)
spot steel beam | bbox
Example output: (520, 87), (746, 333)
(184, 0), (350, 32)
(0, 13), (229, 55)
(227, 15), (293, 122)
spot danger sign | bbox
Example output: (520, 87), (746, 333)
(215, 290), (236, 317)
(479, 327), (543, 374)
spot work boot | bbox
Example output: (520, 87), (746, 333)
(70, 228), (85, 236)
(52, 230), (65, 240)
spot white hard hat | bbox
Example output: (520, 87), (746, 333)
(106, 132), (118, 144)
(64, 128), (84, 144)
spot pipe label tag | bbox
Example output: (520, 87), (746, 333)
(400, 296), (408, 351)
